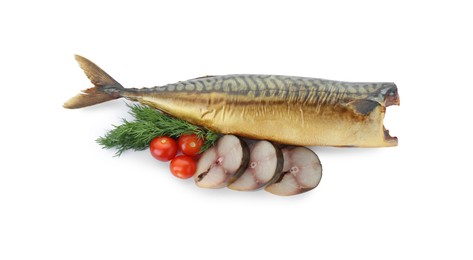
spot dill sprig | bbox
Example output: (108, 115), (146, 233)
(97, 104), (218, 156)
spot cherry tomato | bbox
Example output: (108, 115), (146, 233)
(170, 155), (197, 179)
(149, 136), (178, 162)
(178, 134), (204, 157)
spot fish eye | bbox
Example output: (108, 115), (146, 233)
(387, 89), (396, 96)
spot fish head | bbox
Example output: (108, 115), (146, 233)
(380, 83), (400, 107)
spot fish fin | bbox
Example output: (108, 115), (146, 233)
(347, 100), (380, 116)
(64, 55), (124, 109)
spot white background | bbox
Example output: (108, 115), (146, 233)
(1, 1), (472, 259)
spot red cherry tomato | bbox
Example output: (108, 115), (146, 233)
(149, 136), (178, 162)
(178, 134), (204, 157)
(170, 155), (197, 179)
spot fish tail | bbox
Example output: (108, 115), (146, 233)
(63, 55), (124, 109)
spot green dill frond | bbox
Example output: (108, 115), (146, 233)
(97, 104), (218, 156)
(201, 131), (219, 153)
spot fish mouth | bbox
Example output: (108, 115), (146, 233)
(383, 95), (399, 146)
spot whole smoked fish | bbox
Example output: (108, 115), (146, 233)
(64, 55), (399, 147)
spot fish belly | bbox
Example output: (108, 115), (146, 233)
(136, 92), (387, 147)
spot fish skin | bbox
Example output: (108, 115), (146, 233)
(65, 55), (399, 147)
